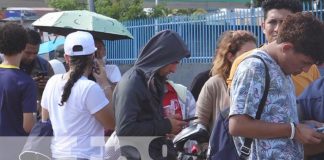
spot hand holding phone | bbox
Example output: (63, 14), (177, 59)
(33, 71), (47, 77)
(316, 126), (324, 133)
(36, 71), (47, 77)
(183, 116), (198, 122)
(92, 60), (100, 74)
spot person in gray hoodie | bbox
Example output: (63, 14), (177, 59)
(113, 30), (190, 159)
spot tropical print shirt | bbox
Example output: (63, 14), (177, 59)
(229, 50), (303, 160)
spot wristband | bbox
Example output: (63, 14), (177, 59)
(289, 122), (296, 139)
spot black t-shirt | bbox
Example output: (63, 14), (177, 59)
(189, 69), (211, 101)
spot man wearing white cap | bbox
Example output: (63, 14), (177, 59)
(41, 31), (115, 160)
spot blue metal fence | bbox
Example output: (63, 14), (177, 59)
(106, 0), (323, 64)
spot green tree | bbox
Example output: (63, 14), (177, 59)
(95, 0), (147, 21)
(148, 3), (171, 18)
(46, 0), (87, 10)
(168, 8), (207, 17)
(46, 0), (203, 21)
(192, 8), (207, 15)
(47, 0), (148, 21)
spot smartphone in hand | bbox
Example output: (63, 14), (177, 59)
(92, 60), (100, 74)
(34, 71), (47, 78)
(183, 116), (198, 122)
(316, 126), (324, 133)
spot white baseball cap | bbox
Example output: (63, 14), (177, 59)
(64, 31), (97, 56)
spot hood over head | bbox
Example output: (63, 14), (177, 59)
(134, 30), (190, 76)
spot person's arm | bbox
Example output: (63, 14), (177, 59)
(101, 82), (114, 102)
(229, 58), (324, 145)
(94, 105), (115, 130)
(36, 59), (55, 90)
(114, 76), (186, 136)
(23, 113), (35, 133)
(195, 79), (213, 128)
(22, 80), (38, 134)
(115, 85), (171, 136)
(92, 59), (114, 100)
(229, 115), (324, 144)
(303, 120), (324, 155)
(304, 142), (324, 156)
(168, 114), (187, 134)
(229, 115), (290, 138)
(86, 83), (115, 130)
(41, 107), (49, 122)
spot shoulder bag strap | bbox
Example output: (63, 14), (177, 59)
(239, 55), (270, 159)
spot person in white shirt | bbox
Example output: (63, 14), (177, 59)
(41, 31), (115, 160)
(49, 59), (66, 74)
(49, 44), (67, 74)
(94, 38), (121, 88)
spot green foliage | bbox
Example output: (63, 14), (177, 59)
(254, 0), (262, 7)
(46, 0), (87, 10)
(148, 3), (171, 18)
(192, 8), (207, 15)
(46, 0), (209, 21)
(169, 8), (204, 17)
(95, 0), (147, 21)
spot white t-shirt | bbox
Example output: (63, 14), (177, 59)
(41, 74), (109, 159)
(49, 59), (66, 74)
(105, 64), (121, 83)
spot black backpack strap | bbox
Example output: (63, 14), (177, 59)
(238, 55), (270, 159)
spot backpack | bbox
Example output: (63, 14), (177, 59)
(207, 55), (270, 160)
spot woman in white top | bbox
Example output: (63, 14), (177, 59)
(41, 31), (115, 160)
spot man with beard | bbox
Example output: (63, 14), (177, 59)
(113, 30), (189, 159)
(20, 29), (54, 119)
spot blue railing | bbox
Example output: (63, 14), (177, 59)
(106, 0), (323, 64)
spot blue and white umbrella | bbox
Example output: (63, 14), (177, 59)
(38, 37), (65, 55)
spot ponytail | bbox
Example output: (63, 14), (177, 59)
(59, 55), (92, 106)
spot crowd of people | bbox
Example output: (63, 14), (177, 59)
(1, 0), (324, 159)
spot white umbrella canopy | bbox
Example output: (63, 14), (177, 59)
(32, 10), (133, 40)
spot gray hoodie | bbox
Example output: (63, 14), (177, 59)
(113, 30), (190, 159)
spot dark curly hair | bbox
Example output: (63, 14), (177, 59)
(59, 55), (93, 106)
(0, 22), (28, 56)
(262, 0), (302, 20)
(277, 12), (324, 64)
(26, 28), (42, 45)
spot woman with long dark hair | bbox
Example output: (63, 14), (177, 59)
(41, 31), (115, 159)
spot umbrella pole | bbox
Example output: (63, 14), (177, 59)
(88, 0), (95, 12)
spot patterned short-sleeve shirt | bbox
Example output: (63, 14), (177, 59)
(229, 50), (303, 160)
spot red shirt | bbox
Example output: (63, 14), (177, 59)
(162, 83), (183, 119)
